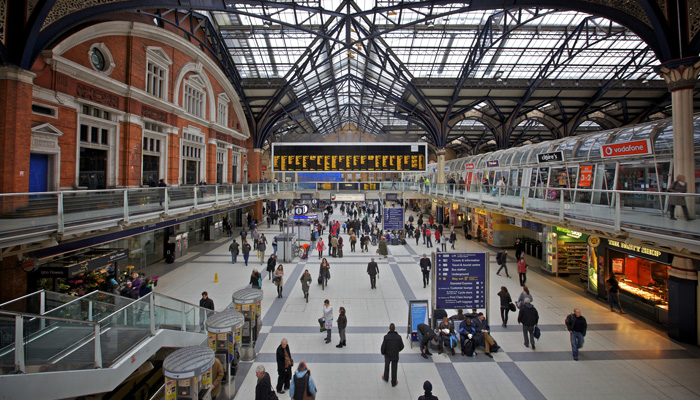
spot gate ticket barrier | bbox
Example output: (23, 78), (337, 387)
(176, 232), (189, 258)
(231, 288), (263, 361)
(206, 310), (245, 399)
(163, 346), (215, 400)
(209, 221), (222, 241)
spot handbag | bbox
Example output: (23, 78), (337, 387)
(273, 276), (281, 283)
(318, 317), (326, 332)
(534, 326), (541, 340)
(509, 302), (516, 312)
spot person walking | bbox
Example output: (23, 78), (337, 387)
(416, 323), (437, 359)
(380, 323), (404, 387)
(254, 365), (274, 400)
(516, 286), (533, 308)
(266, 254), (277, 280)
(378, 236), (388, 259)
(199, 291), (215, 330)
(449, 230), (457, 250)
(565, 308), (587, 360)
(272, 236), (278, 256)
(242, 240), (251, 266)
(440, 235), (448, 252)
(606, 275), (627, 314)
(316, 238), (325, 259)
(300, 269), (312, 303)
(418, 381), (439, 400)
(321, 299), (333, 344)
(517, 297), (539, 350)
(668, 175), (691, 220)
(497, 286), (512, 328)
(289, 362), (317, 399)
(274, 265), (285, 298)
(367, 257), (379, 289)
(425, 226), (433, 248)
(350, 231), (357, 252)
(319, 258), (330, 290)
(420, 254), (431, 288)
(517, 256), (528, 286)
(250, 269), (262, 289)
(258, 235), (267, 264)
(275, 338), (293, 394)
(330, 235), (339, 258)
(415, 226), (421, 245)
(496, 250), (510, 277)
(336, 307), (347, 348)
(229, 240), (239, 264)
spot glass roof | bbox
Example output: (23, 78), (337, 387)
(206, 3), (665, 148)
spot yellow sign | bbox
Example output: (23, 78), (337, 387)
(207, 334), (216, 350)
(587, 235), (601, 247)
(165, 378), (177, 400)
(203, 368), (212, 388)
(474, 208), (487, 216)
(607, 240), (661, 257)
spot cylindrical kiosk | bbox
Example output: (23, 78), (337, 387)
(231, 288), (263, 361)
(206, 310), (245, 399)
(163, 346), (215, 400)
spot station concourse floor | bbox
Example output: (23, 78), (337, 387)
(147, 212), (700, 400)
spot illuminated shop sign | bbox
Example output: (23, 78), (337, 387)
(553, 226), (583, 239)
(605, 239), (670, 263)
(600, 139), (652, 158)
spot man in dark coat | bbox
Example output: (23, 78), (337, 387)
(517, 297), (540, 349)
(367, 257), (379, 289)
(275, 338), (292, 394)
(380, 323), (404, 387)
(419, 254), (431, 288)
(417, 323), (437, 359)
(255, 365), (274, 400)
(199, 291), (215, 330)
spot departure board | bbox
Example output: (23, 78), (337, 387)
(271, 143), (427, 172)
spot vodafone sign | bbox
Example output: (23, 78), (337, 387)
(601, 139), (652, 158)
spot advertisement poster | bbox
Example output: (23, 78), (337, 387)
(165, 378), (177, 400)
(207, 333), (216, 350)
(407, 300), (429, 343)
(578, 165), (594, 187)
(383, 207), (404, 231)
(434, 253), (487, 309)
(612, 258), (624, 273)
(203, 368), (212, 388)
(228, 333), (235, 362)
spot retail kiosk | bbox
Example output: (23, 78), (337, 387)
(206, 310), (244, 399)
(231, 288), (263, 360)
(163, 346), (215, 400)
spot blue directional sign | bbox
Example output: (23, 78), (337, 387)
(383, 207), (404, 231)
(435, 252), (487, 309)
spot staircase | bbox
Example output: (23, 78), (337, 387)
(0, 290), (211, 399)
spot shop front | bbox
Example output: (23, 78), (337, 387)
(543, 226), (588, 277)
(33, 248), (128, 295)
(470, 208), (488, 243)
(590, 239), (671, 325)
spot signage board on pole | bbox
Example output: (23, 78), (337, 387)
(432, 252), (488, 310)
(383, 207), (404, 231)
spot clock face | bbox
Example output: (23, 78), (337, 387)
(90, 48), (106, 71)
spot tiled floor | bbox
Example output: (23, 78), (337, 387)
(147, 211), (700, 399)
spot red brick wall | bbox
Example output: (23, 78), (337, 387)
(0, 74), (33, 193)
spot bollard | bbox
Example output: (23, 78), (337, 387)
(214, 273), (219, 283)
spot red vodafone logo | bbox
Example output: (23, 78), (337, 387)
(601, 139), (652, 158)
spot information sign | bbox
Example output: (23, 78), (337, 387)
(383, 207), (404, 231)
(434, 252), (487, 309)
(272, 143), (427, 172)
(407, 300), (430, 344)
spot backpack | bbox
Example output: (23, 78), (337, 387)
(292, 371), (313, 400)
(496, 252), (504, 265)
(462, 338), (476, 356)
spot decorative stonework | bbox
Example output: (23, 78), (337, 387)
(0, 0), (6, 46)
(656, 57), (700, 91)
(76, 83), (118, 108)
(42, 0), (125, 31)
(689, 0), (700, 39)
(142, 106), (168, 123)
(27, 0), (39, 21)
(581, 0), (651, 28)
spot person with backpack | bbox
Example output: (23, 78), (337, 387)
(242, 240), (252, 266)
(229, 239), (240, 264)
(496, 250), (510, 278)
(458, 318), (476, 356)
(289, 362), (317, 399)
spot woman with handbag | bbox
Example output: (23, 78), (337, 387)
(498, 286), (513, 328)
(300, 269), (312, 303)
(273, 265), (284, 298)
(319, 258), (330, 290)
(275, 338), (293, 394)
(321, 299), (333, 344)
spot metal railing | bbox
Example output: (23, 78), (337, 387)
(0, 290), (211, 375)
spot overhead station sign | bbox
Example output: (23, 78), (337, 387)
(271, 143), (427, 172)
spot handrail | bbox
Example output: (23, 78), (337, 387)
(0, 290), (47, 309)
(97, 294), (150, 324)
(0, 309), (98, 325)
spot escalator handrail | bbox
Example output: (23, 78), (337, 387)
(0, 309), (98, 326)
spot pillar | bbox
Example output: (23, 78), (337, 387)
(0, 66), (35, 194)
(437, 148), (446, 184)
(656, 57), (700, 217)
(250, 148), (264, 220)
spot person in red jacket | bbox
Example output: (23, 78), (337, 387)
(517, 256), (528, 287)
(425, 227), (432, 248)
(316, 238), (325, 259)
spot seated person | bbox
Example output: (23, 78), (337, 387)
(471, 312), (497, 357)
(437, 317), (456, 355)
(458, 318), (475, 348)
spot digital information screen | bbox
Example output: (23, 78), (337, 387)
(271, 143), (427, 172)
(434, 252), (487, 310)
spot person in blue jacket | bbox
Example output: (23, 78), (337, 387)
(289, 362), (317, 399)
